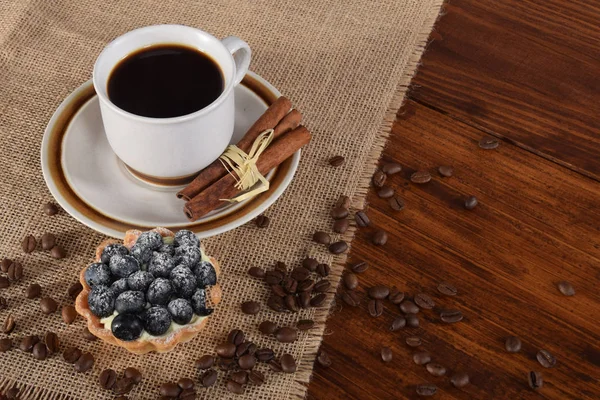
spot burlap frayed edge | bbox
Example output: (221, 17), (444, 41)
(288, 1), (446, 398)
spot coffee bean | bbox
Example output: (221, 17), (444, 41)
(259, 321), (278, 335)
(413, 351), (431, 365)
(406, 315), (420, 328)
(0, 338), (12, 352)
(400, 300), (419, 314)
(0, 296), (6, 310)
(557, 281), (575, 296)
(124, 367), (143, 384)
(381, 347), (393, 362)
(235, 342), (252, 357)
(414, 293), (435, 309)
(265, 270), (284, 285)
(248, 370), (265, 385)
(50, 245), (66, 259)
(44, 202), (59, 216)
(40, 297), (58, 314)
(283, 278), (298, 294)
(537, 349), (556, 368)
(248, 267), (266, 279)
(63, 346), (82, 363)
(113, 378), (135, 396)
(528, 371), (543, 390)
(67, 282), (83, 299)
(7, 262), (23, 281)
(331, 207), (349, 220)
(285, 294), (299, 312)
(302, 257), (319, 272)
(354, 211), (370, 227)
(216, 342), (236, 358)
(0, 276), (9, 289)
(388, 288), (405, 304)
(426, 363), (447, 376)
(276, 327), (298, 343)
(75, 352), (94, 372)
(377, 186), (394, 199)
(368, 285), (389, 300)
(241, 301), (261, 315)
(41, 233), (57, 251)
(3, 313), (15, 334)
(230, 371), (248, 385)
(389, 316), (406, 331)
(368, 299), (383, 317)
(406, 336), (422, 347)
(271, 284), (286, 297)
(22, 235), (37, 253)
(255, 215), (270, 228)
(200, 369), (217, 387)
(238, 354), (257, 370)
(267, 295), (285, 312)
(5, 387), (19, 400)
(298, 279), (315, 292)
(195, 355), (215, 370)
(335, 195), (351, 209)
(1, 258), (11, 272)
(450, 372), (470, 388)
(45, 331), (60, 354)
(479, 136), (499, 149)
(437, 282), (457, 296)
(226, 380), (244, 394)
(438, 165), (454, 177)
(82, 327), (97, 341)
(179, 388), (196, 400)
(464, 196), (478, 210)
(19, 335), (39, 352)
(275, 261), (288, 273)
(99, 368), (117, 390)
(372, 170), (386, 187)
(416, 384), (437, 396)
(310, 293), (327, 307)
(159, 382), (181, 397)
(280, 354), (297, 373)
(291, 267), (310, 281)
(32, 342), (47, 360)
(26, 283), (42, 299)
(411, 171), (431, 184)
(342, 272), (358, 290)
(316, 263), (331, 277)
(371, 230), (388, 246)
(341, 291), (361, 307)
(256, 348), (275, 362)
(297, 319), (315, 330)
(312, 231), (331, 245)
(505, 336), (522, 353)
(382, 162), (402, 175)
(350, 261), (369, 273)
(389, 197), (405, 211)
(61, 305), (77, 325)
(440, 309), (463, 323)
(333, 219), (349, 233)
(329, 155), (345, 167)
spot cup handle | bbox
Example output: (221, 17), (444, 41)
(221, 36), (251, 86)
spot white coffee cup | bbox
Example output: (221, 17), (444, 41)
(93, 24), (251, 184)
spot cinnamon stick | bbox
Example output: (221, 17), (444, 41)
(184, 126), (311, 221)
(177, 96), (293, 201)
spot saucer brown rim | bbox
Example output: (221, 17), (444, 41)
(46, 74), (293, 235)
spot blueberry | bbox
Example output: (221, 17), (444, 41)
(191, 288), (213, 316)
(158, 243), (174, 255)
(111, 313), (143, 341)
(109, 254), (140, 278)
(143, 306), (172, 336)
(87, 285), (116, 318)
(130, 244), (153, 265)
(146, 277), (173, 306)
(192, 261), (217, 287)
(170, 265), (197, 299)
(110, 278), (129, 295)
(148, 252), (176, 278)
(174, 246), (201, 267)
(167, 298), (194, 325)
(115, 290), (146, 314)
(84, 263), (112, 287)
(100, 243), (129, 264)
(136, 231), (163, 251)
(127, 270), (154, 292)
(174, 230), (200, 248)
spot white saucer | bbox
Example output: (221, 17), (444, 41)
(41, 72), (300, 238)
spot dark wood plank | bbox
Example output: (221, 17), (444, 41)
(410, 0), (600, 180)
(307, 101), (600, 399)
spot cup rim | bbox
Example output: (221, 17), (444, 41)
(92, 24), (235, 124)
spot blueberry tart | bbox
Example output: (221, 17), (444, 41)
(76, 228), (222, 354)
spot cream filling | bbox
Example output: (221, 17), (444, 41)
(100, 242), (211, 341)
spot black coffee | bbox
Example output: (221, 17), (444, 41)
(108, 44), (223, 118)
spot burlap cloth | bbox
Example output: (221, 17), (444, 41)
(0, 1), (443, 398)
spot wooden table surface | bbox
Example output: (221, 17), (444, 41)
(307, 0), (600, 399)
